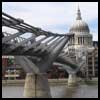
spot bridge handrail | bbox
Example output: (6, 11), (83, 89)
(2, 12), (70, 37)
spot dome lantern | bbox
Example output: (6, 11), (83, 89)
(76, 6), (82, 20)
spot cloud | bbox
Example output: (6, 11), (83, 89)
(2, 2), (98, 40)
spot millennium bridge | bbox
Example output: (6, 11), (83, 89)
(2, 12), (85, 98)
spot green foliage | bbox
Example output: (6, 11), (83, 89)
(7, 58), (14, 66)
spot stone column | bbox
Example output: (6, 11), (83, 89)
(92, 53), (95, 77)
(23, 73), (51, 98)
(78, 37), (79, 45)
(82, 37), (84, 45)
(68, 73), (77, 86)
(82, 37), (83, 45)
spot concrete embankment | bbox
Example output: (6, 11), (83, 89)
(2, 79), (68, 86)
(2, 78), (98, 86)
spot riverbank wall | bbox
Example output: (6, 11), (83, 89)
(2, 79), (68, 86)
(2, 78), (98, 86)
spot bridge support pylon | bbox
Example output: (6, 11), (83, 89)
(23, 73), (51, 98)
(68, 73), (77, 86)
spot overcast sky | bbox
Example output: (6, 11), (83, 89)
(2, 2), (98, 41)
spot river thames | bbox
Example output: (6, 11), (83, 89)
(2, 83), (98, 98)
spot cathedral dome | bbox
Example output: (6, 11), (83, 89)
(69, 7), (90, 33)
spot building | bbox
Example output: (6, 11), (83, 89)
(85, 43), (98, 77)
(47, 65), (69, 79)
(2, 56), (14, 77)
(93, 41), (98, 48)
(64, 6), (93, 56)
(64, 7), (98, 78)
(2, 56), (25, 79)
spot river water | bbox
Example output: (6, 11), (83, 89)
(2, 84), (98, 98)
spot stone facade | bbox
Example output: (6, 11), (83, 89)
(64, 7), (98, 78)
(86, 48), (98, 77)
